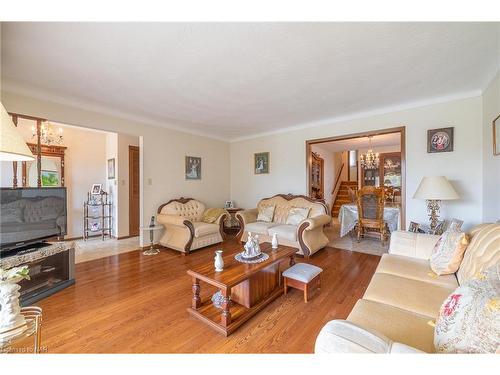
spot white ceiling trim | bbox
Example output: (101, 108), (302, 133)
(229, 89), (482, 142)
(2, 80), (229, 143)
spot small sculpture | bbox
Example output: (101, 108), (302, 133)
(243, 232), (261, 259)
(214, 250), (224, 272)
(271, 233), (279, 249)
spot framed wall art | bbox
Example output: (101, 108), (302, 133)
(107, 158), (115, 179)
(427, 127), (454, 153)
(493, 114), (500, 156)
(254, 152), (269, 174)
(185, 156), (201, 180)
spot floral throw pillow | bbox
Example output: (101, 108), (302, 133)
(257, 205), (275, 222)
(434, 264), (500, 353)
(285, 207), (310, 226)
(430, 229), (469, 275)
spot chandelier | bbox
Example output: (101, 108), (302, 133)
(359, 136), (380, 170)
(32, 121), (63, 145)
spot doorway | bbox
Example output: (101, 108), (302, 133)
(128, 145), (140, 237)
(306, 127), (406, 256)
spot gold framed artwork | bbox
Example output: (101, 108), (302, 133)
(254, 152), (269, 174)
(493, 114), (500, 156)
(185, 156), (201, 180)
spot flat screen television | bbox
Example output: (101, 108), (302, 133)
(0, 187), (67, 254)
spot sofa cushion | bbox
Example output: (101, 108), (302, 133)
(159, 199), (206, 222)
(285, 207), (310, 225)
(434, 264), (500, 353)
(347, 299), (436, 353)
(363, 273), (455, 318)
(257, 205), (275, 222)
(257, 195), (328, 224)
(268, 224), (297, 242)
(202, 208), (226, 224)
(245, 221), (279, 235)
(430, 229), (468, 275)
(376, 254), (459, 289)
(192, 222), (219, 237)
(457, 223), (500, 285)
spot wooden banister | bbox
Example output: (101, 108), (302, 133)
(331, 163), (345, 195)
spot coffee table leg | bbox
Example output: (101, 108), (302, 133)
(192, 277), (201, 309)
(221, 288), (231, 327)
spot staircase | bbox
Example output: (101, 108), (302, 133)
(332, 181), (358, 217)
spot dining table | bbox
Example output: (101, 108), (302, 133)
(338, 203), (401, 237)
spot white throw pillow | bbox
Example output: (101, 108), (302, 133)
(430, 228), (469, 275)
(434, 264), (500, 353)
(257, 205), (275, 222)
(285, 207), (310, 226)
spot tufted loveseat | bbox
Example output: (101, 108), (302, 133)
(156, 198), (228, 254)
(236, 194), (331, 258)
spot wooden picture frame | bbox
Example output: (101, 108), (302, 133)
(493, 114), (500, 156)
(254, 152), (270, 174)
(107, 158), (115, 179)
(427, 127), (454, 153)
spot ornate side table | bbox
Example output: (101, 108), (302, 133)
(0, 306), (42, 354)
(140, 225), (163, 256)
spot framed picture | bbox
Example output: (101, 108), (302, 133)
(41, 170), (60, 187)
(427, 127), (454, 153)
(254, 152), (270, 174)
(408, 222), (420, 233)
(185, 156), (201, 180)
(91, 183), (102, 195)
(107, 158), (115, 179)
(224, 201), (234, 209)
(493, 114), (500, 156)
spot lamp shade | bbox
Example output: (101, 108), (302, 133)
(0, 103), (34, 161)
(413, 176), (459, 200)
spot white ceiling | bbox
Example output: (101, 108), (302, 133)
(1, 22), (499, 141)
(312, 133), (400, 153)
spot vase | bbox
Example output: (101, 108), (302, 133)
(214, 250), (224, 272)
(0, 277), (27, 341)
(272, 233), (278, 249)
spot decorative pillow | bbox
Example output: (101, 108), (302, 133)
(201, 208), (227, 224)
(434, 264), (500, 353)
(430, 228), (469, 275)
(257, 205), (275, 222)
(285, 207), (310, 226)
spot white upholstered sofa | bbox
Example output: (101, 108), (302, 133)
(156, 198), (227, 254)
(236, 194), (331, 258)
(315, 223), (500, 353)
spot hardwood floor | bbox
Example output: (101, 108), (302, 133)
(29, 238), (380, 353)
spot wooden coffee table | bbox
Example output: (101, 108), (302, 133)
(187, 243), (296, 336)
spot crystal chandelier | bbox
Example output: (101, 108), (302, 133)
(31, 121), (63, 145)
(359, 136), (380, 170)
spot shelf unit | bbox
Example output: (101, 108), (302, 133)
(83, 191), (112, 241)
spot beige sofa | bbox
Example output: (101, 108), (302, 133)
(236, 194), (331, 258)
(315, 223), (500, 353)
(157, 198), (227, 254)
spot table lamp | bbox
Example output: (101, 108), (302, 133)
(1, 102), (34, 161)
(413, 176), (459, 231)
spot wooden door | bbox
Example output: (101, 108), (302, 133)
(129, 146), (140, 236)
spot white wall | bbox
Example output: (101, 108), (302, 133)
(482, 72), (500, 222)
(230, 96), (484, 230)
(0, 119), (107, 238)
(2, 91), (231, 246)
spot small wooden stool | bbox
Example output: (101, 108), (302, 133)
(282, 263), (323, 303)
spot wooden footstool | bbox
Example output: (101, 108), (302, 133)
(282, 263), (323, 303)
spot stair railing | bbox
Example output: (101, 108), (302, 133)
(330, 163), (345, 215)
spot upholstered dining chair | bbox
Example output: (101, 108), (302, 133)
(356, 186), (387, 245)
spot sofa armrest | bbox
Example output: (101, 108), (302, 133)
(389, 230), (440, 260)
(236, 209), (258, 226)
(157, 213), (191, 227)
(301, 214), (331, 231)
(314, 320), (423, 354)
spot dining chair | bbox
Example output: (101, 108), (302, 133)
(356, 186), (387, 245)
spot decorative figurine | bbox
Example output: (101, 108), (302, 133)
(243, 232), (261, 259)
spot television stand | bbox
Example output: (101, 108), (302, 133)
(0, 242), (75, 306)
